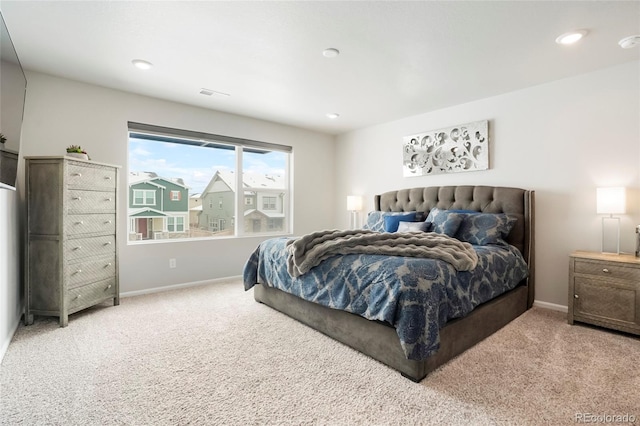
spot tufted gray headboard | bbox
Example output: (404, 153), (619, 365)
(375, 185), (535, 305)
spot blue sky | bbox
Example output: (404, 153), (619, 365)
(129, 138), (286, 193)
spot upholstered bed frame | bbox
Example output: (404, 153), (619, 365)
(253, 185), (535, 382)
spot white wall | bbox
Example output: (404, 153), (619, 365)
(335, 61), (640, 307)
(19, 71), (336, 294)
(0, 188), (21, 361)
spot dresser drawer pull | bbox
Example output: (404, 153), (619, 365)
(72, 173), (82, 177)
(75, 221), (84, 225)
(602, 268), (610, 273)
(105, 220), (112, 224)
(104, 241), (112, 246)
(74, 269), (82, 275)
(104, 176), (112, 180)
(73, 246), (82, 251)
(105, 262), (112, 268)
(73, 196), (82, 201)
(105, 197), (112, 202)
(75, 294), (82, 300)
(106, 284), (112, 290)
(574, 294), (579, 298)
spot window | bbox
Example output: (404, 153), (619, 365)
(262, 196), (277, 210)
(133, 189), (155, 206)
(128, 122), (291, 243)
(167, 216), (184, 232)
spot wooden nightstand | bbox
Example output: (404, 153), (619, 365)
(568, 251), (640, 335)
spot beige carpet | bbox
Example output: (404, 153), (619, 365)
(1, 279), (638, 425)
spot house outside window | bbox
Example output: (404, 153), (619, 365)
(128, 121), (291, 244)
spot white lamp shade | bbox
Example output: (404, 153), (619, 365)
(596, 187), (626, 214)
(347, 195), (363, 211)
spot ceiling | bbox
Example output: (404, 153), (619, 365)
(1, 1), (639, 135)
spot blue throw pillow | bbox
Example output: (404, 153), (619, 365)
(363, 211), (417, 232)
(383, 212), (417, 232)
(456, 212), (517, 246)
(425, 208), (464, 237)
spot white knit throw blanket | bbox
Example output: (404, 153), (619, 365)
(285, 229), (479, 278)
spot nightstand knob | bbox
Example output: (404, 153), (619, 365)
(75, 294), (82, 300)
(105, 262), (112, 267)
(76, 221), (84, 225)
(73, 196), (82, 201)
(105, 197), (112, 202)
(72, 173), (82, 177)
(574, 294), (579, 299)
(104, 241), (112, 246)
(105, 220), (112, 224)
(602, 268), (610, 273)
(106, 284), (112, 289)
(74, 246), (82, 251)
(104, 176), (112, 180)
(75, 269), (82, 274)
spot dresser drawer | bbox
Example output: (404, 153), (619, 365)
(66, 190), (116, 214)
(574, 259), (640, 281)
(68, 278), (117, 312)
(65, 214), (115, 237)
(67, 163), (117, 190)
(67, 256), (116, 289)
(65, 235), (115, 261)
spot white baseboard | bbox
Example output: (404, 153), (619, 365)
(0, 315), (21, 365)
(533, 300), (568, 313)
(121, 275), (242, 298)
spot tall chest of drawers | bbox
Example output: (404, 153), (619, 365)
(25, 156), (120, 327)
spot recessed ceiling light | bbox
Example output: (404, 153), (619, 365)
(555, 30), (587, 45)
(326, 113), (340, 119)
(322, 48), (340, 58)
(619, 35), (640, 49)
(132, 59), (153, 70)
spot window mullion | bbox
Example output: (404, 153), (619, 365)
(235, 146), (243, 237)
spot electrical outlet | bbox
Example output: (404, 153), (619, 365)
(169, 258), (176, 269)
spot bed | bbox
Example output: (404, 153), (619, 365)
(243, 185), (535, 382)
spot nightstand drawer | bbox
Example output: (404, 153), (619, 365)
(574, 259), (640, 281)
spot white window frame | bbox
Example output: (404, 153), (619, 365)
(133, 189), (155, 206)
(127, 121), (292, 243)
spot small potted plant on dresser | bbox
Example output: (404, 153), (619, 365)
(66, 145), (89, 160)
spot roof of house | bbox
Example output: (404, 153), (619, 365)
(203, 170), (285, 194)
(129, 171), (189, 189)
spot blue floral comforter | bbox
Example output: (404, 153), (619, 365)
(243, 237), (529, 361)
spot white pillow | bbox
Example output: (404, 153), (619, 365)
(396, 221), (428, 233)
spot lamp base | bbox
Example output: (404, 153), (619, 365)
(601, 216), (620, 255)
